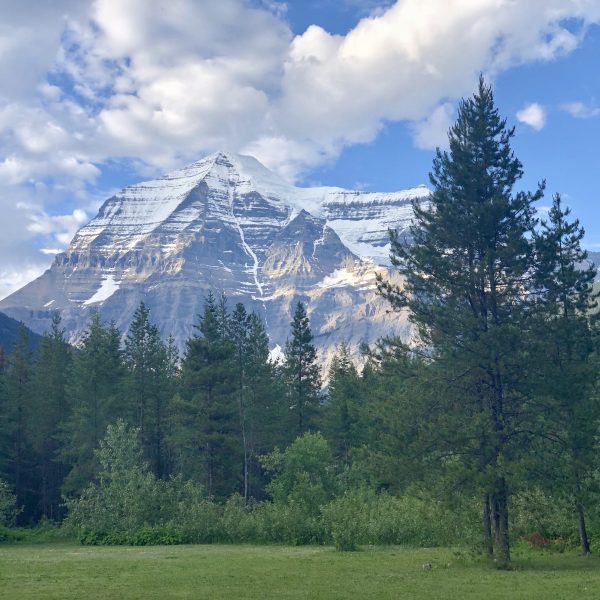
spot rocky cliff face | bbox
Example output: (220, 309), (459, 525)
(0, 152), (428, 361)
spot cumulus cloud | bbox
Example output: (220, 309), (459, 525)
(562, 101), (600, 119)
(516, 102), (547, 130)
(412, 103), (455, 150)
(1, 0), (600, 296)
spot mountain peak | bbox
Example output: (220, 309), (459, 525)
(0, 151), (429, 362)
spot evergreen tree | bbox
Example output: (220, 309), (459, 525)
(30, 313), (72, 519)
(2, 325), (35, 523)
(532, 194), (599, 554)
(124, 302), (171, 477)
(230, 305), (284, 502)
(61, 313), (125, 496)
(379, 77), (543, 563)
(283, 302), (321, 441)
(171, 294), (240, 498)
(322, 343), (364, 467)
(230, 303), (252, 502)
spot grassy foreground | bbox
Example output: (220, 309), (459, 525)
(0, 543), (599, 599)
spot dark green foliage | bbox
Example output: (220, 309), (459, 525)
(379, 76), (544, 563)
(530, 194), (600, 554)
(124, 302), (173, 478)
(230, 304), (285, 502)
(30, 313), (71, 520)
(283, 302), (321, 440)
(171, 293), (240, 498)
(322, 343), (365, 468)
(61, 313), (125, 496)
(1, 325), (36, 523)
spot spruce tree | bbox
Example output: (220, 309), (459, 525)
(230, 305), (284, 501)
(30, 313), (72, 519)
(379, 77), (543, 563)
(124, 302), (171, 477)
(2, 325), (35, 523)
(533, 194), (599, 554)
(322, 343), (364, 467)
(61, 313), (125, 496)
(171, 294), (239, 498)
(283, 302), (321, 441)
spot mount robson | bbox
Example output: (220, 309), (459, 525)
(0, 152), (429, 362)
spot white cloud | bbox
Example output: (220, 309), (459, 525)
(516, 102), (547, 130)
(412, 103), (454, 150)
(562, 101), (600, 119)
(0, 0), (600, 292)
(0, 265), (48, 301)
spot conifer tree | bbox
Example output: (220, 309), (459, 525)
(30, 313), (71, 519)
(230, 302), (252, 502)
(283, 302), (321, 441)
(124, 302), (171, 477)
(322, 343), (364, 467)
(2, 325), (35, 522)
(61, 313), (125, 496)
(379, 77), (543, 563)
(532, 194), (599, 554)
(230, 305), (283, 501)
(171, 294), (239, 498)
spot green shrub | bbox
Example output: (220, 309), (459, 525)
(254, 500), (324, 545)
(321, 488), (373, 551)
(0, 479), (20, 527)
(511, 489), (577, 543)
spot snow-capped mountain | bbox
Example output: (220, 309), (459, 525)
(0, 152), (428, 360)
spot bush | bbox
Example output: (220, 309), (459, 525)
(64, 420), (165, 534)
(0, 479), (20, 527)
(321, 488), (372, 551)
(254, 500), (324, 545)
(262, 433), (338, 513)
(511, 489), (577, 543)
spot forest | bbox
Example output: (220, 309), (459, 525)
(1, 79), (599, 568)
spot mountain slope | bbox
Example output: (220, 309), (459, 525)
(0, 152), (427, 358)
(0, 312), (43, 356)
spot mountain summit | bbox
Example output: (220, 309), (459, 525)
(0, 152), (428, 359)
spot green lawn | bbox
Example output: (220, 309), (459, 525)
(0, 543), (598, 599)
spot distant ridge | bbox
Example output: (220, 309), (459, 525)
(0, 312), (43, 356)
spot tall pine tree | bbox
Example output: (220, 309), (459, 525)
(379, 77), (543, 563)
(30, 313), (72, 519)
(61, 314), (125, 496)
(124, 302), (171, 477)
(2, 325), (35, 523)
(171, 294), (240, 498)
(283, 302), (321, 441)
(532, 194), (599, 554)
(322, 343), (364, 467)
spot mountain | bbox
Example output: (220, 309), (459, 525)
(0, 152), (428, 361)
(0, 312), (43, 356)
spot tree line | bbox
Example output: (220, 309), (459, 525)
(0, 295), (327, 525)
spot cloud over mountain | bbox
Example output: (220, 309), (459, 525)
(1, 0), (600, 298)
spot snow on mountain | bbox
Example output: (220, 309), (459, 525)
(0, 152), (428, 361)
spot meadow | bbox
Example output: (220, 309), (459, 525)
(0, 543), (598, 599)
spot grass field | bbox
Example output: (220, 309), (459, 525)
(0, 543), (599, 599)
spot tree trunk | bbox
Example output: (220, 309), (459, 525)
(576, 501), (591, 555)
(482, 492), (493, 557)
(495, 479), (510, 566)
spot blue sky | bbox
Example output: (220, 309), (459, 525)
(0, 0), (599, 298)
